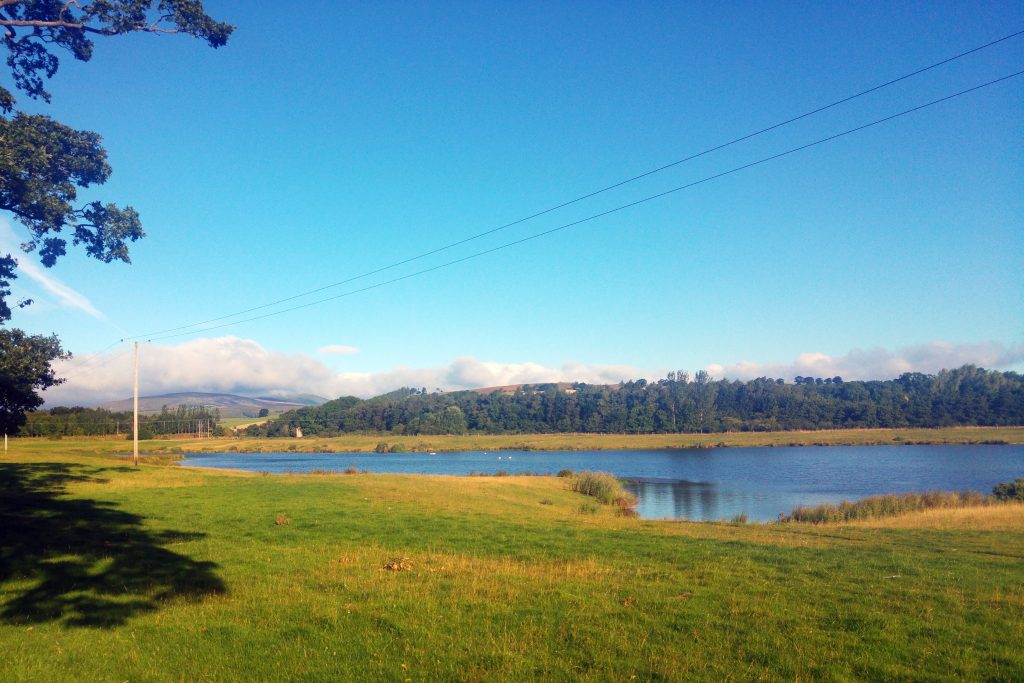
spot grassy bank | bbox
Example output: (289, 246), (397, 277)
(1, 447), (1022, 681)
(10, 425), (1022, 457)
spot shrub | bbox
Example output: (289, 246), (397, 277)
(556, 469), (575, 478)
(569, 471), (639, 516)
(570, 471), (621, 505)
(374, 442), (389, 453)
(993, 477), (1024, 501)
(389, 443), (407, 453)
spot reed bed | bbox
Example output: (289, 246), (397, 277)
(782, 490), (992, 523)
(570, 470), (638, 515)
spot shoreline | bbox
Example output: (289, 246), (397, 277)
(7, 426), (1022, 459)
(171, 425), (1024, 454)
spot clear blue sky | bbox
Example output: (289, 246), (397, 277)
(3, 1), (1023, 401)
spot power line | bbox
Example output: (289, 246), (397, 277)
(142, 69), (1023, 342)
(64, 342), (133, 374)
(125, 30), (1024, 341)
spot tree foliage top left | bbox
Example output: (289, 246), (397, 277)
(2, 0), (234, 102)
(0, 0), (233, 322)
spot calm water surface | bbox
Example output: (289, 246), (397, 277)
(183, 445), (1024, 521)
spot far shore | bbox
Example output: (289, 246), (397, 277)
(9, 426), (1021, 458)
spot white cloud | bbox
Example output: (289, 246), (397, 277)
(0, 219), (105, 319)
(42, 336), (1024, 407)
(705, 341), (1024, 381)
(43, 336), (642, 405)
(318, 344), (360, 355)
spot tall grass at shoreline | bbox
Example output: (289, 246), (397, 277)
(570, 470), (638, 515)
(782, 490), (994, 523)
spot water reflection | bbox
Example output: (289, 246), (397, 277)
(623, 479), (834, 522)
(625, 480), (716, 521)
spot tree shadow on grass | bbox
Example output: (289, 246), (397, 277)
(0, 462), (225, 628)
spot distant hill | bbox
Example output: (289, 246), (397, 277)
(246, 366), (1024, 437)
(255, 394), (327, 406)
(98, 392), (326, 418)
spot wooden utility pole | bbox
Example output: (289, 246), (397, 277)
(133, 341), (139, 467)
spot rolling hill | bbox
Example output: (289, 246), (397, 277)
(98, 392), (326, 418)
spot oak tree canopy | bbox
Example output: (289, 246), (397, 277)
(0, 0), (233, 321)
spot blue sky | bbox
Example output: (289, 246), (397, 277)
(2, 1), (1022, 403)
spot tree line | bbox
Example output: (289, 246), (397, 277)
(21, 405), (223, 439)
(246, 365), (1024, 437)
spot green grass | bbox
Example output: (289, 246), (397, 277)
(1, 445), (1022, 680)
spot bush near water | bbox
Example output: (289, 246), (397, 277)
(993, 477), (1024, 501)
(782, 479), (1024, 523)
(570, 470), (638, 515)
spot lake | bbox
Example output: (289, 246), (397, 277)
(183, 444), (1024, 521)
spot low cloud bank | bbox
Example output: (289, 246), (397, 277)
(706, 341), (1024, 381)
(42, 337), (1023, 407)
(43, 336), (640, 406)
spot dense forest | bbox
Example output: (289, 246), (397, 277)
(20, 405), (222, 438)
(246, 365), (1024, 437)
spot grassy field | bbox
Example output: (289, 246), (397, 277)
(219, 416), (272, 430)
(13, 425), (1020, 457)
(1, 444), (1022, 681)
(191, 425), (1024, 453)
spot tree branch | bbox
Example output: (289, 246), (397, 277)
(0, 19), (183, 37)
(0, 19), (87, 30)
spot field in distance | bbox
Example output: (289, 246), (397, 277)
(0, 447), (1021, 680)
(167, 425), (1023, 454)
(9, 426), (1022, 458)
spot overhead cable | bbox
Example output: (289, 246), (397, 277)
(141, 69), (1023, 342)
(125, 30), (1024, 340)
